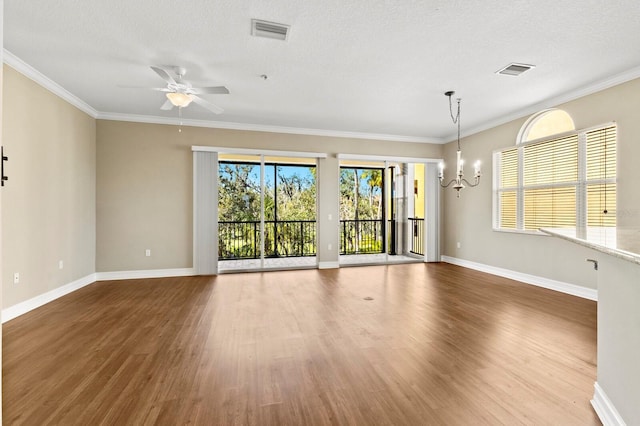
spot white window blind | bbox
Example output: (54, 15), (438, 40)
(586, 126), (617, 227)
(498, 148), (517, 229)
(494, 124), (616, 233)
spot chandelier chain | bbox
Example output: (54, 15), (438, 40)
(448, 95), (462, 151)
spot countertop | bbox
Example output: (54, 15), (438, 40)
(540, 227), (640, 266)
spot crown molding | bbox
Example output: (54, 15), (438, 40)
(4, 50), (437, 143)
(96, 111), (441, 144)
(8, 48), (639, 146)
(3, 49), (99, 118)
(443, 64), (640, 143)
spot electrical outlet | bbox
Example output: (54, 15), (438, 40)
(145, 249), (151, 257)
(14, 272), (19, 284)
(328, 214), (332, 220)
(328, 243), (332, 251)
(456, 242), (461, 249)
(59, 260), (64, 269)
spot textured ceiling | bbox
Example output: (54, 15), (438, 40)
(5, 0), (640, 142)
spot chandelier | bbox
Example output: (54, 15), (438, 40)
(439, 91), (481, 197)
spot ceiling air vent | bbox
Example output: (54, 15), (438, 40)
(251, 19), (290, 41)
(496, 63), (535, 76)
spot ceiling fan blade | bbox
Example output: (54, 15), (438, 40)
(118, 85), (169, 92)
(191, 95), (224, 114)
(150, 66), (177, 85)
(160, 99), (174, 110)
(192, 86), (230, 95)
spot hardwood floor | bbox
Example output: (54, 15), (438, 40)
(3, 263), (600, 425)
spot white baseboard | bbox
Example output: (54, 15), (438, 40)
(591, 382), (627, 426)
(2, 268), (198, 323)
(2, 273), (97, 323)
(318, 261), (340, 269)
(96, 268), (196, 281)
(441, 255), (598, 301)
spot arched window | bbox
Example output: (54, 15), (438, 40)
(494, 109), (616, 238)
(517, 109), (575, 143)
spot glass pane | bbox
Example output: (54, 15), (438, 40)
(271, 163), (317, 257)
(274, 165), (316, 221)
(263, 157), (317, 258)
(339, 167), (384, 254)
(524, 109), (575, 142)
(523, 186), (576, 230)
(218, 161), (262, 259)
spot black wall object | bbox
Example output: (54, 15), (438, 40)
(2, 146), (8, 186)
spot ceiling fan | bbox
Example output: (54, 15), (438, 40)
(141, 65), (229, 114)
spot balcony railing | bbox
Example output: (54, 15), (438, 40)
(340, 219), (384, 255)
(218, 220), (316, 260)
(219, 218), (422, 260)
(408, 217), (424, 256)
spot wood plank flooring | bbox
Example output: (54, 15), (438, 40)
(3, 263), (600, 425)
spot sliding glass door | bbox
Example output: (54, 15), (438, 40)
(217, 154), (317, 271)
(218, 157), (262, 260)
(264, 158), (317, 259)
(339, 165), (385, 255)
(338, 158), (429, 265)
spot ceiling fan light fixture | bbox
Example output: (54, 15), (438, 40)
(166, 92), (193, 107)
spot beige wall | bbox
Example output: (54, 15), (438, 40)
(96, 120), (442, 271)
(441, 77), (640, 289)
(2, 65), (96, 308)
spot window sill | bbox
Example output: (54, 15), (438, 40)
(492, 228), (548, 236)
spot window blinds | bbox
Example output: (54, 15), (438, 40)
(498, 148), (518, 229)
(494, 124), (616, 232)
(522, 134), (578, 230)
(586, 125), (617, 227)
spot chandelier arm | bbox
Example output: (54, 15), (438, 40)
(461, 177), (481, 187)
(439, 179), (459, 188)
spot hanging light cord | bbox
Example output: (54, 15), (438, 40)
(603, 128), (608, 214)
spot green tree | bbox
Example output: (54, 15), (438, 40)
(276, 168), (316, 220)
(218, 163), (262, 221)
(361, 169), (383, 219)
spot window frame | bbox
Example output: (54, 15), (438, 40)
(493, 121), (617, 236)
